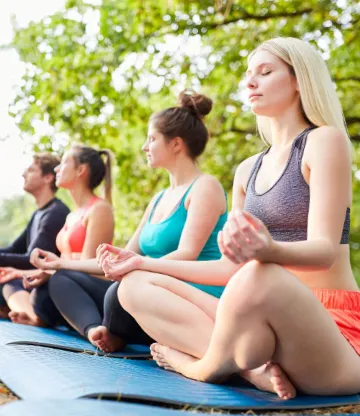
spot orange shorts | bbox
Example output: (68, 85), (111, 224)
(312, 288), (360, 355)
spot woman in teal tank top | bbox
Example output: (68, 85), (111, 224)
(139, 177), (227, 298)
(88, 90), (227, 353)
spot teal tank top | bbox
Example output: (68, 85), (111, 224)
(139, 179), (227, 298)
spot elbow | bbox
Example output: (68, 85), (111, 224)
(317, 240), (337, 271)
(177, 248), (201, 261)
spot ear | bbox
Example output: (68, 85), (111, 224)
(294, 78), (299, 92)
(76, 163), (88, 178)
(171, 136), (184, 154)
(43, 173), (55, 186)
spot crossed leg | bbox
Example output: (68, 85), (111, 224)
(150, 261), (360, 398)
(118, 270), (219, 358)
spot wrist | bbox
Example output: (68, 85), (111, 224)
(54, 259), (62, 270)
(138, 255), (148, 270)
(259, 240), (279, 263)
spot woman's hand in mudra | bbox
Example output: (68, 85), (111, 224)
(218, 210), (274, 264)
(96, 244), (143, 281)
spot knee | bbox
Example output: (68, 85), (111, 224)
(118, 271), (150, 315)
(48, 270), (71, 298)
(224, 261), (285, 310)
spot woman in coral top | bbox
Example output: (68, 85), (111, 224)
(11, 144), (114, 328)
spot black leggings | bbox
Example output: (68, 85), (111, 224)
(103, 282), (153, 345)
(1, 279), (66, 327)
(48, 270), (112, 337)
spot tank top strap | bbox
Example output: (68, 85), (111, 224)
(149, 190), (165, 222)
(179, 176), (201, 206)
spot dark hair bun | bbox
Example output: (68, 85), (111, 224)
(178, 90), (213, 119)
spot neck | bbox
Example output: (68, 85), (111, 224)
(166, 157), (201, 189)
(68, 183), (95, 209)
(32, 188), (56, 209)
(269, 107), (310, 150)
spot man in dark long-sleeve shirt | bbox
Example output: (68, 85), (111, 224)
(0, 153), (69, 316)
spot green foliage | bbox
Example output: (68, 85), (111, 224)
(3, 0), (360, 282)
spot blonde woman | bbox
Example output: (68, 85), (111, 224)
(99, 37), (360, 399)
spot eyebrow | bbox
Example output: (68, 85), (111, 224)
(246, 62), (274, 75)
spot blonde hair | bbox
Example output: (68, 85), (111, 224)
(248, 37), (350, 147)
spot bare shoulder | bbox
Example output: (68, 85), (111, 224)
(234, 152), (263, 191)
(187, 174), (226, 211)
(192, 174), (224, 194)
(88, 199), (114, 219)
(305, 126), (352, 164)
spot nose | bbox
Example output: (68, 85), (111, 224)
(54, 164), (60, 173)
(246, 75), (257, 90)
(142, 139), (149, 152)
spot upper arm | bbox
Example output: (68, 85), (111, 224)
(305, 126), (352, 246)
(27, 207), (68, 254)
(125, 192), (161, 253)
(232, 154), (260, 211)
(176, 176), (226, 260)
(81, 202), (114, 259)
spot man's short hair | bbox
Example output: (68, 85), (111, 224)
(33, 153), (60, 192)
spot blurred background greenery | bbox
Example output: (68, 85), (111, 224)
(0, 0), (359, 282)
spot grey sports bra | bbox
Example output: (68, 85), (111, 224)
(243, 126), (350, 243)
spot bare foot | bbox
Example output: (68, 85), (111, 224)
(243, 362), (296, 400)
(151, 343), (296, 400)
(87, 325), (126, 353)
(9, 311), (47, 327)
(151, 343), (197, 371)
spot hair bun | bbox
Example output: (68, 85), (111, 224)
(178, 90), (213, 119)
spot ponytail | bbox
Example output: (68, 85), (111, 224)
(98, 150), (112, 205)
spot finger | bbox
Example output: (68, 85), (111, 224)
(36, 249), (50, 259)
(96, 244), (108, 263)
(99, 251), (112, 269)
(98, 249), (109, 268)
(22, 277), (30, 290)
(217, 231), (226, 255)
(223, 220), (245, 258)
(241, 210), (263, 230)
(102, 245), (122, 256)
(221, 227), (246, 264)
(233, 214), (260, 246)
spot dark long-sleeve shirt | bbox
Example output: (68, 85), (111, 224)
(0, 198), (70, 270)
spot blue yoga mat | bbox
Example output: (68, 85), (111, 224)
(0, 345), (359, 410)
(0, 321), (150, 358)
(1, 400), (357, 416)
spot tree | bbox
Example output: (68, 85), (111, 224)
(6, 0), (360, 281)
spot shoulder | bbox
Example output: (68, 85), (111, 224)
(42, 199), (70, 219)
(51, 198), (70, 214)
(88, 199), (114, 220)
(192, 174), (224, 195)
(234, 152), (263, 190)
(304, 126), (352, 166)
(187, 174), (226, 210)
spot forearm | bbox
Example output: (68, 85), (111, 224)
(138, 256), (239, 285)
(264, 239), (335, 271)
(162, 248), (199, 261)
(57, 258), (103, 274)
(0, 253), (34, 270)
